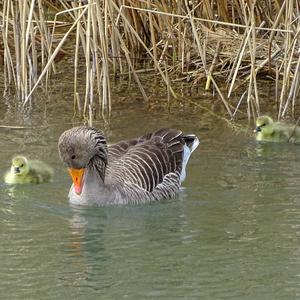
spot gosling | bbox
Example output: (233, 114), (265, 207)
(4, 155), (54, 184)
(254, 115), (300, 143)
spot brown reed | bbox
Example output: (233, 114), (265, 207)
(0, 0), (300, 123)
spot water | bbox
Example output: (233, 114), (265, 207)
(1, 87), (300, 299)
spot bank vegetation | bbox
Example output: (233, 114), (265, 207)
(1, 0), (300, 122)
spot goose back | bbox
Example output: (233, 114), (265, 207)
(105, 128), (198, 203)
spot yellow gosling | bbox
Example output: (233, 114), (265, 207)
(254, 116), (300, 143)
(4, 155), (54, 184)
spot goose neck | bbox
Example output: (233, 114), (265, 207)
(88, 155), (107, 182)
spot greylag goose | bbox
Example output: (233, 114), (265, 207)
(254, 115), (300, 143)
(4, 155), (54, 184)
(58, 127), (199, 205)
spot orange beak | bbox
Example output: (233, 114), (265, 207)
(68, 168), (85, 195)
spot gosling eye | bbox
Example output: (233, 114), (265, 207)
(20, 164), (24, 168)
(71, 155), (76, 160)
(260, 123), (266, 127)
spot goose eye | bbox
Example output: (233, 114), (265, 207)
(71, 155), (76, 159)
(260, 123), (266, 127)
(20, 164), (24, 167)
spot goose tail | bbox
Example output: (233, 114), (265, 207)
(183, 134), (200, 153)
(180, 134), (200, 183)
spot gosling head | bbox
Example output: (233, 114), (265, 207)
(11, 156), (29, 176)
(254, 116), (274, 135)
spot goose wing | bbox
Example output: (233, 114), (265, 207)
(108, 138), (139, 162)
(106, 129), (185, 192)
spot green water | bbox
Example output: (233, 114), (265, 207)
(1, 87), (300, 299)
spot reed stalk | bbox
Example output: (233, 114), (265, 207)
(0, 1), (299, 121)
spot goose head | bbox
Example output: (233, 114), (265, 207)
(11, 156), (29, 176)
(254, 116), (274, 136)
(58, 126), (107, 195)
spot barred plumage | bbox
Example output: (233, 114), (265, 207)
(58, 126), (199, 206)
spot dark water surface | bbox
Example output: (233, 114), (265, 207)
(1, 85), (300, 299)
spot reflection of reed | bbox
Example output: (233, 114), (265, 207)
(64, 210), (90, 279)
(1, 1), (300, 120)
(67, 212), (88, 259)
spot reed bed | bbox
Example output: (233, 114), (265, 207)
(1, 0), (300, 122)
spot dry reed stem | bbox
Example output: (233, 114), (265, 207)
(98, 0), (111, 116)
(73, 3), (81, 117)
(228, 25), (252, 98)
(1, 1), (300, 121)
(24, 4), (90, 105)
(205, 41), (221, 90)
(121, 5), (294, 33)
(116, 3), (177, 99)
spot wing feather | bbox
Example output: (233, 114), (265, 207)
(106, 128), (186, 192)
